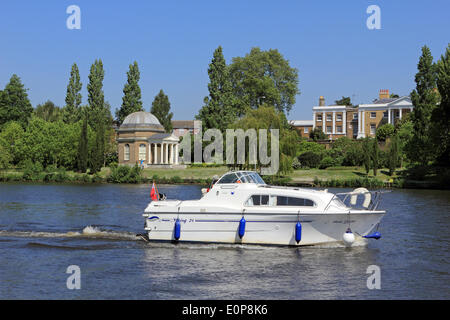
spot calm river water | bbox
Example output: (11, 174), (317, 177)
(0, 183), (449, 299)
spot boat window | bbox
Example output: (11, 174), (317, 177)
(217, 173), (239, 184)
(247, 194), (313, 206)
(251, 173), (266, 184)
(276, 196), (315, 207)
(252, 195), (260, 205)
(240, 175), (249, 183)
(246, 195), (270, 206)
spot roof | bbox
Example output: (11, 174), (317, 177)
(171, 120), (199, 129)
(148, 132), (179, 142)
(289, 120), (314, 126)
(373, 98), (398, 104)
(119, 112), (164, 131)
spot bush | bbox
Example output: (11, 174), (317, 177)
(108, 165), (131, 183)
(292, 157), (301, 170)
(170, 176), (183, 184)
(319, 156), (335, 169)
(298, 151), (322, 168)
(108, 165), (142, 183)
(22, 160), (44, 181)
(376, 123), (395, 141)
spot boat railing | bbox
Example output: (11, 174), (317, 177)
(325, 190), (391, 212)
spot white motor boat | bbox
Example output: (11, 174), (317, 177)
(142, 171), (386, 246)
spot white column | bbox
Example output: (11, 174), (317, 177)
(361, 111), (365, 137)
(322, 113), (325, 133)
(388, 108), (391, 125)
(399, 108), (402, 120)
(164, 143), (168, 164)
(313, 111), (316, 129)
(169, 144), (174, 164)
(358, 111), (362, 135)
(343, 110), (347, 135)
(160, 143), (163, 164)
(362, 111), (365, 135)
(153, 143), (157, 164)
(175, 144), (179, 164)
(332, 111), (336, 134)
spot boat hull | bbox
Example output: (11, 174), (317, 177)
(143, 211), (385, 246)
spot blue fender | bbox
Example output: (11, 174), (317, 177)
(363, 231), (381, 240)
(174, 218), (181, 240)
(295, 222), (302, 243)
(239, 217), (246, 239)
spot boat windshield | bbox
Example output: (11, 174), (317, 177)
(216, 172), (266, 185)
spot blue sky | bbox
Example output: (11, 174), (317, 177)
(0, 0), (449, 121)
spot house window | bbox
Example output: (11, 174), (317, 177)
(124, 144), (130, 161)
(326, 126), (332, 133)
(337, 114), (342, 121)
(383, 111), (388, 118)
(370, 112), (377, 118)
(139, 144), (146, 161)
(326, 114), (332, 121)
(353, 113), (358, 120)
(304, 127), (309, 133)
(317, 115), (322, 121)
(370, 124), (376, 135)
(337, 126), (343, 133)
(395, 111), (400, 118)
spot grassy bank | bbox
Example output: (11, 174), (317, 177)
(0, 165), (446, 189)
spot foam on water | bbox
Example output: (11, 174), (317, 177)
(0, 226), (139, 241)
(0, 226), (368, 249)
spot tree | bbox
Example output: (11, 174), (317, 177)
(0, 74), (33, 129)
(34, 100), (62, 122)
(196, 46), (237, 132)
(309, 128), (328, 141)
(0, 140), (12, 169)
(87, 59), (107, 173)
(376, 123), (395, 141)
(116, 61), (144, 125)
(390, 93), (400, 99)
(229, 47), (299, 114)
(77, 109), (89, 173)
(335, 96), (352, 106)
(408, 46), (439, 166)
(63, 63), (82, 123)
(388, 134), (399, 176)
(362, 137), (371, 174)
(0, 121), (24, 165)
(87, 59), (106, 127)
(431, 44), (450, 167)
(396, 119), (414, 168)
(151, 89), (173, 132)
(372, 139), (379, 176)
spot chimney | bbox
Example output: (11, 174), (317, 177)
(319, 96), (325, 106)
(379, 89), (390, 100)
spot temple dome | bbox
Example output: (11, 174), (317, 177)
(119, 111), (164, 131)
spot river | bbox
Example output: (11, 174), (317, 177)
(0, 183), (448, 299)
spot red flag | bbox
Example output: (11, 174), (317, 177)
(150, 182), (159, 201)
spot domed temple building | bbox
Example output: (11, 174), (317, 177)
(116, 112), (180, 167)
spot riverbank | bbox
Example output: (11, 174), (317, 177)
(1, 165), (447, 189)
